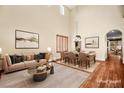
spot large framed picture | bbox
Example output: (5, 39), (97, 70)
(85, 36), (99, 48)
(15, 30), (39, 49)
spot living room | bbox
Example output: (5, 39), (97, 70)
(0, 1), (124, 90)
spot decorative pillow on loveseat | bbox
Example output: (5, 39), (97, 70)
(39, 53), (46, 59)
(5, 54), (12, 66)
(34, 53), (46, 60)
(9, 55), (24, 64)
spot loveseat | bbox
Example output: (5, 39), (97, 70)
(2, 53), (48, 73)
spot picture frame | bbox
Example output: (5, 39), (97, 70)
(85, 36), (99, 48)
(15, 30), (39, 49)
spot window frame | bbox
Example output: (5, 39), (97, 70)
(59, 5), (65, 15)
(56, 34), (68, 53)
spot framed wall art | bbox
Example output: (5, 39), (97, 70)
(15, 30), (39, 49)
(85, 36), (99, 48)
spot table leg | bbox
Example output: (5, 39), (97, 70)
(50, 66), (54, 74)
(0, 70), (2, 79)
(94, 56), (96, 63)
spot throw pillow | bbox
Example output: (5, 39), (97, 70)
(5, 54), (12, 66)
(10, 55), (24, 64)
(39, 53), (46, 59)
(9, 55), (16, 64)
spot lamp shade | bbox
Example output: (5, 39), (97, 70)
(47, 47), (52, 52)
(0, 48), (2, 54)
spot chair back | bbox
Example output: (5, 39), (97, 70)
(60, 52), (69, 59)
(60, 52), (64, 60)
(78, 52), (88, 62)
(68, 52), (76, 59)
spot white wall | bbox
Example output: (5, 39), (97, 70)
(1, 5), (124, 62)
(0, 6), (71, 59)
(71, 6), (124, 61)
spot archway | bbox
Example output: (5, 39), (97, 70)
(106, 30), (123, 61)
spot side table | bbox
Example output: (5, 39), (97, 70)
(50, 65), (54, 74)
(0, 58), (3, 79)
(47, 61), (54, 74)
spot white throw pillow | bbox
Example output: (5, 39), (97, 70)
(5, 54), (12, 66)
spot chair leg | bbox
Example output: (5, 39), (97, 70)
(81, 61), (82, 67)
(73, 59), (76, 66)
(75, 59), (78, 65)
(73, 60), (75, 66)
(78, 61), (80, 67)
(67, 58), (69, 64)
(79, 61), (81, 67)
(64, 58), (65, 63)
(88, 61), (90, 67)
(86, 61), (87, 69)
(73, 60), (74, 66)
(79, 61), (82, 67)
(94, 56), (96, 64)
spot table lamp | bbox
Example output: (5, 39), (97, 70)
(47, 47), (52, 53)
(0, 48), (2, 58)
(47, 47), (52, 61)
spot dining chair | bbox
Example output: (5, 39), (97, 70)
(68, 52), (78, 65)
(78, 52), (89, 69)
(60, 52), (69, 63)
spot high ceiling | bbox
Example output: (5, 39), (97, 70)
(66, 5), (124, 11)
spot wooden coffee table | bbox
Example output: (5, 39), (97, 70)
(28, 65), (47, 82)
(27, 62), (54, 82)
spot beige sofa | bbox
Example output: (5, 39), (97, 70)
(3, 54), (47, 73)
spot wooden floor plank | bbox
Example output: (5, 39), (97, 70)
(80, 54), (124, 88)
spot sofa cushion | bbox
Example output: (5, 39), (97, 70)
(9, 55), (16, 64)
(16, 55), (24, 63)
(27, 55), (32, 61)
(38, 59), (47, 65)
(8, 62), (25, 72)
(24, 60), (37, 68)
(34, 53), (46, 60)
(39, 53), (46, 59)
(5, 54), (12, 66)
(22, 55), (27, 61)
(39, 59), (47, 63)
(34, 54), (38, 60)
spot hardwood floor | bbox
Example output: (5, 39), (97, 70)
(80, 54), (124, 88)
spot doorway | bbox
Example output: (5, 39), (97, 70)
(106, 30), (123, 61)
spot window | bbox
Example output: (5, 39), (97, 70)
(59, 5), (65, 15)
(56, 35), (68, 52)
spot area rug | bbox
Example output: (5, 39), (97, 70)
(0, 63), (89, 88)
(56, 61), (100, 73)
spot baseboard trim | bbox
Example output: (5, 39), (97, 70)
(96, 60), (105, 62)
